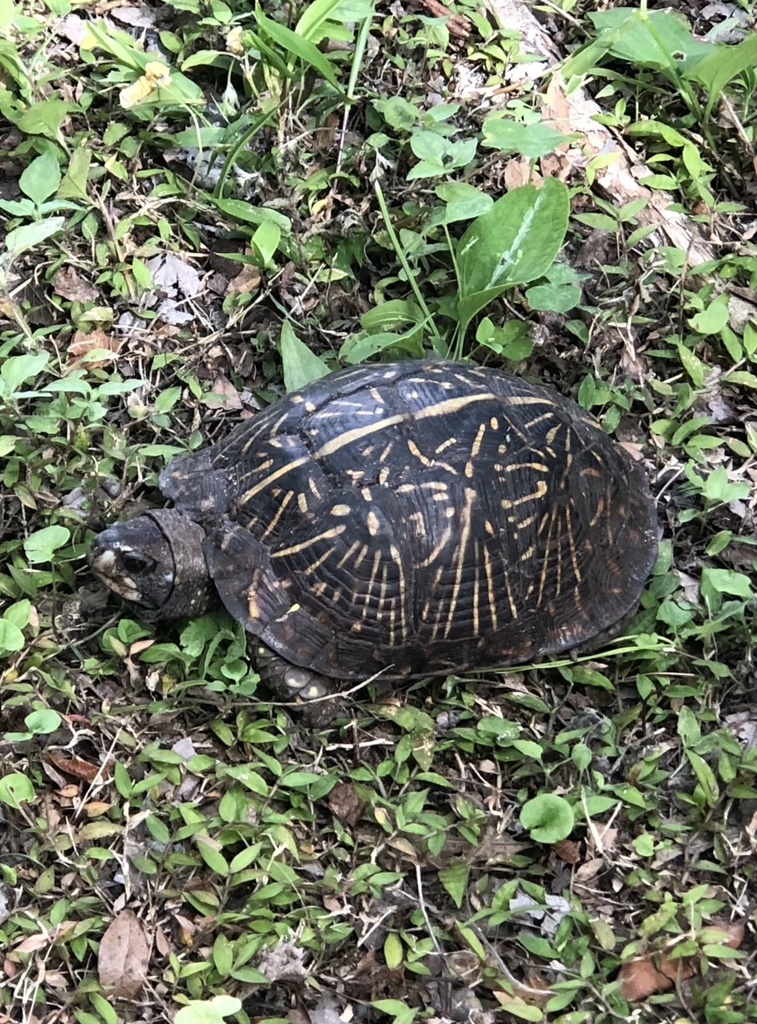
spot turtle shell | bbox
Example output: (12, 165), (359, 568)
(158, 360), (658, 681)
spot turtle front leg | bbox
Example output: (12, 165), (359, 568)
(253, 643), (335, 702)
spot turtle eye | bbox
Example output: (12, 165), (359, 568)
(120, 551), (155, 575)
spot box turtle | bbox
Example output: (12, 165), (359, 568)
(89, 360), (658, 699)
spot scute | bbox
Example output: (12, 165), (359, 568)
(158, 361), (658, 681)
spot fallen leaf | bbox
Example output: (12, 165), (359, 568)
(620, 922), (744, 1001)
(53, 266), (99, 302)
(619, 953), (694, 1000)
(327, 782), (365, 826)
(45, 750), (101, 782)
(227, 263), (262, 294)
(98, 909), (151, 998)
(552, 838), (581, 863)
(202, 374), (242, 410)
(67, 328), (121, 368)
(149, 252), (202, 297)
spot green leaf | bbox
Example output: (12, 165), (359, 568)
(689, 32), (757, 120)
(19, 150), (61, 205)
(58, 145), (92, 201)
(16, 98), (75, 138)
(339, 329), (424, 365)
(254, 8), (341, 89)
(280, 322), (331, 392)
(491, 998), (544, 1021)
(519, 794), (574, 844)
(686, 749), (720, 807)
(688, 294), (729, 335)
(383, 932), (403, 970)
(174, 996), (242, 1024)
(251, 220), (281, 268)
(0, 620), (25, 654)
(438, 862), (469, 908)
(482, 117), (575, 158)
(586, 9), (713, 72)
(23, 525), (70, 564)
(212, 934), (233, 976)
(209, 196), (291, 230)
(221, 765), (269, 796)
(677, 342), (706, 387)
(701, 567), (753, 598)
(195, 834), (229, 875)
(4, 217), (66, 256)
(0, 773), (35, 808)
(1, 351), (49, 392)
(432, 181), (492, 225)
(24, 710), (62, 735)
(371, 1000), (418, 1024)
(456, 178), (569, 335)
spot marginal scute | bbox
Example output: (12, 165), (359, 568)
(122, 360), (659, 687)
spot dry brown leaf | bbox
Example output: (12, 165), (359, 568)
(417, 0), (471, 37)
(327, 782), (365, 826)
(98, 909), (151, 999)
(53, 266), (99, 302)
(202, 374), (242, 411)
(619, 953), (694, 1000)
(552, 838), (581, 864)
(67, 329), (121, 368)
(44, 750), (101, 782)
(83, 801), (113, 817)
(227, 263), (262, 295)
(129, 639), (156, 656)
(620, 922), (745, 1001)
(503, 156), (536, 190)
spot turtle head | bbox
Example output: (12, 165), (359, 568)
(88, 509), (216, 618)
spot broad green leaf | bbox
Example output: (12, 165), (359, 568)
(24, 525), (70, 564)
(491, 997), (543, 1021)
(174, 996), (242, 1024)
(4, 599), (31, 629)
(195, 834), (229, 875)
(251, 220), (281, 267)
(482, 117), (576, 158)
(209, 197), (291, 229)
(219, 764), (269, 795)
(701, 567), (753, 598)
(686, 749), (720, 807)
(4, 217), (66, 256)
(280, 322), (331, 392)
(0, 620), (25, 653)
(1, 351), (49, 392)
(438, 862), (469, 908)
(0, 773), (35, 808)
(587, 9), (713, 72)
(373, 96), (420, 130)
(58, 145), (92, 201)
(212, 934), (233, 976)
(519, 794), (574, 844)
(24, 710), (62, 735)
(432, 181), (492, 225)
(456, 177), (569, 335)
(690, 33), (757, 119)
(339, 329), (424, 365)
(688, 294), (729, 334)
(371, 1000), (418, 1024)
(19, 150), (61, 205)
(16, 98), (75, 138)
(383, 932), (403, 970)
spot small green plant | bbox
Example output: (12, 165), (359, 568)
(520, 794), (575, 844)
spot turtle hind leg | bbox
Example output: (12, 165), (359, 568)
(253, 643), (335, 702)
